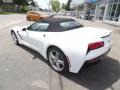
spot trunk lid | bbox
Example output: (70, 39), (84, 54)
(70, 27), (111, 38)
(60, 27), (111, 45)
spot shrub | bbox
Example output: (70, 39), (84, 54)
(20, 6), (28, 13)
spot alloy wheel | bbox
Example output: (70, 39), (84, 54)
(49, 50), (64, 71)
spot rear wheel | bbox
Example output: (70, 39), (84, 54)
(48, 47), (69, 73)
(11, 31), (19, 45)
(27, 17), (31, 21)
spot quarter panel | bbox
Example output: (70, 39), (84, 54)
(45, 31), (104, 73)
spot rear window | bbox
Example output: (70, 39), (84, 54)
(60, 21), (83, 31)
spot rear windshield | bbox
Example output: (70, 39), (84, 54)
(59, 21), (83, 31)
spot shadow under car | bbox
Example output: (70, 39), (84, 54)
(20, 45), (120, 90)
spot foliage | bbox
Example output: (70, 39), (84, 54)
(13, 0), (28, 5)
(13, 0), (30, 13)
(50, 0), (60, 12)
(20, 6), (28, 13)
(31, 0), (36, 6)
(61, 3), (66, 10)
(0, 0), (3, 4)
(0, 12), (17, 14)
(66, 0), (71, 11)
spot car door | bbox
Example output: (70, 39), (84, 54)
(18, 27), (29, 45)
(32, 12), (40, 20)
(26, 22), (50, 53)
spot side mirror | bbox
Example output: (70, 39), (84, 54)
(22, 28), (26, 31)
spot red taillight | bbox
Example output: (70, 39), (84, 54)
(88, 41), (104, 50)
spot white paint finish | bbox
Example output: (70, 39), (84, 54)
(11, 25), (111, 73)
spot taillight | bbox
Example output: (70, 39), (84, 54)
(88, 41), (104, 50)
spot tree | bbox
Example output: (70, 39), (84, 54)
(0, 0), (3, 4)
(13, 0), (28, 6)
(50, 0), (60, 12)
(30, 0), (36, 7)
(66, 0), (71, 11)
(61, 3), (66, 10)
(13, 0), (29, 12)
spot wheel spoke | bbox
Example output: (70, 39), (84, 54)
(55, 59), (64, 70)
(54, 52), (59, 60)
(50, 60), (56, 65)
(57, 60), (64, 66)
(49, 52), (57, 65)
(50, 53), (56, 60)
(56, 61), (61, 70)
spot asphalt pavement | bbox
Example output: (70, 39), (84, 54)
(0, 14), (120, 90)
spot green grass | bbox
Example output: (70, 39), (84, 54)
(0, 12), (17, 15)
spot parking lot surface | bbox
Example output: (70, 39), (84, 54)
(0, 14), (120, 90)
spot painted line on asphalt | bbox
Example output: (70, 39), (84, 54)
(48, 67), (63, 90)
(58, 74), (63, 90)
(49, 68), (52, 90)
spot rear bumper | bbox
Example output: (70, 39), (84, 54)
(86, 47), (111, 63)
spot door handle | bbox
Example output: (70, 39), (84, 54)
(43, 34), (46, 37)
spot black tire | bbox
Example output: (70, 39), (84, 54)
(27, 17), (31, 21)
(11, 31), (19, 45)
(47, 47), (69, 73)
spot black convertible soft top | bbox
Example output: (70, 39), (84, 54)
(41, 18), (75, 23)
(34, 18), (83, 32)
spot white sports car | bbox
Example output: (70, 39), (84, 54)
(11, 18), (111, 73)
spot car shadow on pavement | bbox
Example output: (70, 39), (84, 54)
(20, 45), (120, 90)
(19, 45), (48, 64)
(62, 56), (120, 90)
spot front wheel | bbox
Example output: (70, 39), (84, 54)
(48, 47), (69, 73)
(11, 31), (19, 45)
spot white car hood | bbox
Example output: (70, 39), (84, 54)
(11, 25), (29, 31)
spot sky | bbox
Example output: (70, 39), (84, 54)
(35, 0), (68, 9)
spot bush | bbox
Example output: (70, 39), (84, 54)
(20, 6), (28, 13)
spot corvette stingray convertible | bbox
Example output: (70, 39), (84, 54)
(11, 18), (112, 73)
